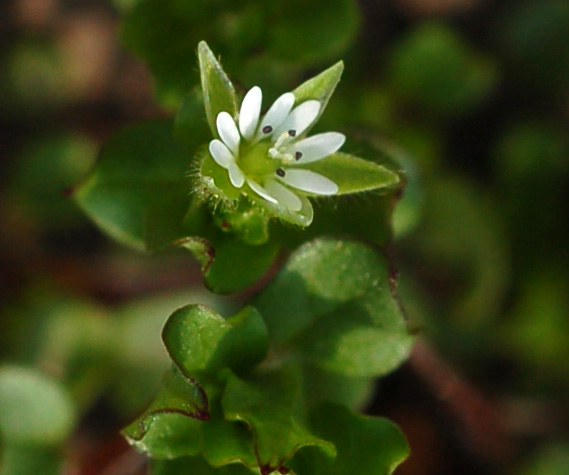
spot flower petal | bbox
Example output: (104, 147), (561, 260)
(246, 178), (278, 204)
(273, 100), (321, 138)
(239, 86), (262, 141)
(208, 139), (234, 169)
(264, 179), (302, 211)
(216, 112), (240, 154)
(258, 92), (295, 138)
(291, 132), (345, 164)
(228, 163), (245, 188)
(278, 169), (338, 195)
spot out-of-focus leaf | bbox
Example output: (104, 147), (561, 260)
(0, 445), (62, 475)
(0, 366), (76, 445)
(7, 134), (97, 229)
(222, 367), (336, 473)
(496, 0), (569, 91)
(268, 0), (359, 66)
(519, 442), (569, 475)
(254, 239), (413, 378)
(407, 177), (509, 337)
(389, 23), (498, 116)
(289, 403), (409, 474)
(73, 119), (195, 251)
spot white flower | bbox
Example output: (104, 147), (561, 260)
(207, 86), (345, 212)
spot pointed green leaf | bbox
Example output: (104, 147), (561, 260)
(222, 367), (336, 473)
(73, 119), (195, 251)
(198, 41), (238, 138)
(162, 305), (268, 377)
(289, 403), (409, 475)
(302, 152), (400, 195)
(292, 60), (343, 129)
(254, 239), (413, 377)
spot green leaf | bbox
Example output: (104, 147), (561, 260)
(153, 456), (255, 475)
(201, 397), (257, 469)
(198, 41), (238, 138)
(300, 362), (376, 410)
(302, 152), (400, 195)
(122, 367), (207, 458)
(292, 60), (344, 130)
(254, 239), (413, 377)
(73, 119), (195, 251)
(0, 366), (76, 446)
(222, 367), (336, 473)
(162, 305), (268, 377)
(289, 403), (409, 474)
(180, 233), (280, 294)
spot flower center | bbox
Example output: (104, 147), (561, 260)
(238, 141), (278, 182)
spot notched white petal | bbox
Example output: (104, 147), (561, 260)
(258, 92), (295, 138)
(228, 163), (245, 188)
(265, 179), (302, 211)
(273, 100), (321, 138)
(239, 86), (262, 141)
(208, 139), (234, 169)
(292, 132), (345, 164)
(278, 169), (338, 195)
(246, 178), (278, 204)
(216, 112), (240, 155)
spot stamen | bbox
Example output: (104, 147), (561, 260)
(262, 125), (273, 134)
(295, 151), (302, 160)
(276, 168), (286, 177)
(288, 129), (296, 137)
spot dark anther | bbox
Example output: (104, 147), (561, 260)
(288, 129), (296, 137)
(262, 125), (273, 134)
(276, 168), (286, 177)
(295, 151), (302, 160)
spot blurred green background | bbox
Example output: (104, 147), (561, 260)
(1, 0), (569, 473)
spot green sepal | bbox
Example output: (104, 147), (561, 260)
(254, 239), (414, 377)
(222, 366), (336, 473)
(213, 200), (271, 246)
(292, 60), (344, 132)
(198, 41), (238, 138)
(289, 403), (409, 474)
(302, 152), (400, 195)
